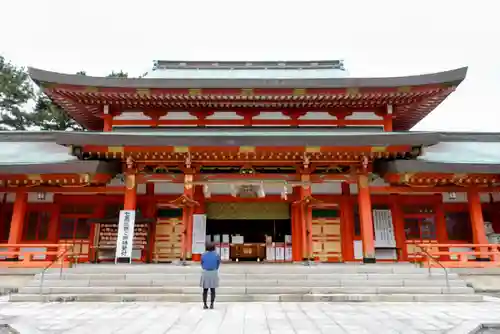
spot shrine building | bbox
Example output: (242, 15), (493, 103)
(1, 60), (500, 267)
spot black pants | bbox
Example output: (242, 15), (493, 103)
(202, 288), (216, 305)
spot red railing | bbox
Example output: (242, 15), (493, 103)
(415, 243), (500, 268)
(0, 244), (74, 268)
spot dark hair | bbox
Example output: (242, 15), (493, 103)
(205, 242), (215, 252)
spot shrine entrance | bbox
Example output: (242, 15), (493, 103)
(205, 202), (292, 262)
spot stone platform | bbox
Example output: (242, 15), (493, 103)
(10, 263), (482, 302)
(2, 301), (500, 333)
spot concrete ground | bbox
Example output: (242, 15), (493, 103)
(0, 299), (500, 334)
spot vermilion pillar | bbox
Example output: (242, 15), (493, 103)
(435, 199), (450, 261)
(183, 174), (194, 260)
(299, 175), (313, 260)
(103, 115), (113, 132)
(8, 192), (27, 259)
(181, 207), (193, 260)
(48, 204), (60, 243)
(341, 182), (354, 262)
(291, 202), (301, 262)
(390, 194), (407, 261)
(124, 173), (137, 211)
(468, 190), (489, 260)
(357, 174), (376, 263)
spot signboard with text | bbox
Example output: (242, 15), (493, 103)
(192, 214), (207, 254)
(115, 210), (136, 263)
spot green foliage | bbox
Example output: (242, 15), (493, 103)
(107, 70), (128, 78)
(32, 94), (83, 131)
(0, 55), (35, 130)
(0, 57), (130, 131)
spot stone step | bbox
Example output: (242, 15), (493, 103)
(43, 265), (447, 275)
(18, 286), (475, 295)
(35, 273), (460, 281)
(26, 278), (466, 288)
(9, 293), (484, 303)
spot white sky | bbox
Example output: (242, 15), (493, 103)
(1, 0), (499, 131)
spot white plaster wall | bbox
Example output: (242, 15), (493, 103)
(442, 192), (467, 203)
(0, 193), (53, 203)
(298, 112), (336, 120)
(205, 184), (230, 195)
(263, 184), (289, 195)
(107, 177), (123, 186)
(206, 112), (243, 120)
(137, 184), (146, 195)
(311, 183), (342, 194)
(345, 112), (383, 120)
(113, 112), (150, 121)
(480, 193), (491, 203)
(252, 112), (288, 120)
(442, 192), (493, 204)
(159, 112), (197, 120)
(28, 193), (54, 203)
(154, 183), (184, 194)
(349, 183), (358, 195)
(0, 193), (14, 203)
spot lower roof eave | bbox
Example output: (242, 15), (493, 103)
(375, 159), (500, 175)
(54, 131), (441, 147)
(0, 160), (120, 175)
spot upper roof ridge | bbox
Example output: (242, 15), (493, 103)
(152, 60), (346, 71)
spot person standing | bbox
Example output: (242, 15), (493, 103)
(200, 242), (220, 309)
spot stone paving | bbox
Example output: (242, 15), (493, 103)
(0, 300), (500, 333)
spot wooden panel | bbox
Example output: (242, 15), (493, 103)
(312, 225), (322, 235)
(323, 224), (340, 235)
(154, 218), (182, 262)
(312, 217), (342, 262)
(324, 241), (341, 252)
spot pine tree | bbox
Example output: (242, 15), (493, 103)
(32, 94), (83, 131)
(107, 70), (128, 78)
(1, 61), (130, 131)
(0, 56), (35, 130)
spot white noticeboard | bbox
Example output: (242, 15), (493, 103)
(373, 209), (396, 248)
(266, 243), (276, 261)
(192, 214), (207, 255)
(221, 234), (230, 261)
(115, 210), (136, 263)
(275, 245), (285, 261)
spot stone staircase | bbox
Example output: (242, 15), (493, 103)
(10, 263), (483, 302)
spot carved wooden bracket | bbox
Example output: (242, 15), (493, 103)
(169, 194), (199, 208)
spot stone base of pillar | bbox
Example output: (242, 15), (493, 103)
(363, 257), (376, 264)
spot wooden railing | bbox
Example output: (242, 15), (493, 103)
(415, 243), (500, 268)
(0, 244), (75, 268)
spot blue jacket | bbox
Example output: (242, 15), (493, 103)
(201, 251), (220, 271)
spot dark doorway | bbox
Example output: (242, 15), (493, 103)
(206, 219), (291, 243)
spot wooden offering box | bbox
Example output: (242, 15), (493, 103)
(89, 217), (154, 262)
(230, 243), (266, 261)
